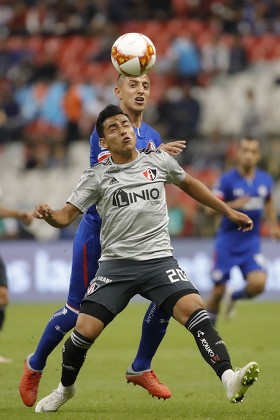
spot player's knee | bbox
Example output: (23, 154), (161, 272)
(172, 293), (204, 325)
(247, 273), (266, 296)
(248, 280), (266, 296)
(78, 300), (115, 340)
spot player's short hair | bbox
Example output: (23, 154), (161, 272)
(96, 104), (127, 138)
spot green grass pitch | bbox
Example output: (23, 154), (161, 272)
(1, 300), (279, 419)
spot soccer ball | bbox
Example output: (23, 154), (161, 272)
(111, 32), (156, 77)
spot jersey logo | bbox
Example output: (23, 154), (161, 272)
(258, 185), (268, 197)
(112, 187), (160, 207)
(109, 177), (119, 185)
(143, 168), (157, 181)
(86, 281), (99, 296)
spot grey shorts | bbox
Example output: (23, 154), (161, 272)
(83, 256), (199, 315)
(0, 256), (8, 288)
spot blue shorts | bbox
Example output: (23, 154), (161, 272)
(211, 246), (266, 285)
(66, 217), (101, 311)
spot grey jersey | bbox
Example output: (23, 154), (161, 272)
(68, 149), (186, 261)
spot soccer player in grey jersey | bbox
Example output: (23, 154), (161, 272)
(33, 105), (259, 412)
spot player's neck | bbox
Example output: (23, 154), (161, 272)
(238, 166), (256, 179)
(111, 149), (138, 164)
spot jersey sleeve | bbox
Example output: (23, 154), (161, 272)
(161, 151), (186, 184)
(67, 167), (99, 213)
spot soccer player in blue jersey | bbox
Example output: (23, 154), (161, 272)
(19, 74), (186, 407)
(206, 137), (280, 326)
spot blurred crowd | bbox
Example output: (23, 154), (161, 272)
(1, 0), (280, 238)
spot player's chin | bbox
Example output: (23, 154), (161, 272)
(133, 100), (145, 109)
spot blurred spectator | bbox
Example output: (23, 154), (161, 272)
(228, 34), (248, 74)
(201, 33), (229, 80)
(157, 83), (201, 163)
(23, 125), (68, 170)
(159, 32), (202, 85)
(242, 88), (263, 139)
(0, 82), (25, 143)
(189, 128), (227, 171)
(25, 0), (56, 36)
(6, 1), (27, 36)
(211, 0), (242, 34)
(0, 1), (13, 34)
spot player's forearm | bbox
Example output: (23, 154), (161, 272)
(0, 206), (23, 219)
(33, 203), (81, 228)
(41, 210), (73, 228)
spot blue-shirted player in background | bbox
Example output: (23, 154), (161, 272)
(206, 137), (280, 326)
(19, 74), (186, 407)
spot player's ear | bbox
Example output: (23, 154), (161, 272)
(99, 137), (108, 149)
(115, 86), (121, 100)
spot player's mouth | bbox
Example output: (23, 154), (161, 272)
(135, 96), (145, 104)
(123, 136), (132, 143)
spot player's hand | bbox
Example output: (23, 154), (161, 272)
(159, 140), (186, 156)
(228, 209), (253, 232)
(20, 212), (33, 226)
(33, 203), (53, 220)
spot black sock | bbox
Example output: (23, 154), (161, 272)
(0, 308), (5, 331)
(61, 329), (94, 387)
(186, 309), (232, 379)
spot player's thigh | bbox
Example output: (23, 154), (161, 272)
(83, 260), (137, 316)
(142, 257), (199, 314)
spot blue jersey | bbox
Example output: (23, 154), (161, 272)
(210, 167), (273, 283)
(213, 168), (273, 253)
(84, 121), (162, 228)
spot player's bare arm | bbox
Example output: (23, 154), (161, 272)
(33, 203), (82, 228)
(0, 205), (33, 225)
(159, 140), (186, 156)
(264, 197), (280, 239)
(205, 196), (251, 217)
(178, 174), (253, 232)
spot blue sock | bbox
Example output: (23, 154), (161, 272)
(132, 302), (170, 372)
(231, 288), (251, 301)
(29, 306), (78, 371)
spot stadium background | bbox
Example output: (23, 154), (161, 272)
(0, 0), (280, 300)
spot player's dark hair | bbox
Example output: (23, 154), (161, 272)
(96, 104), (126, 137)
